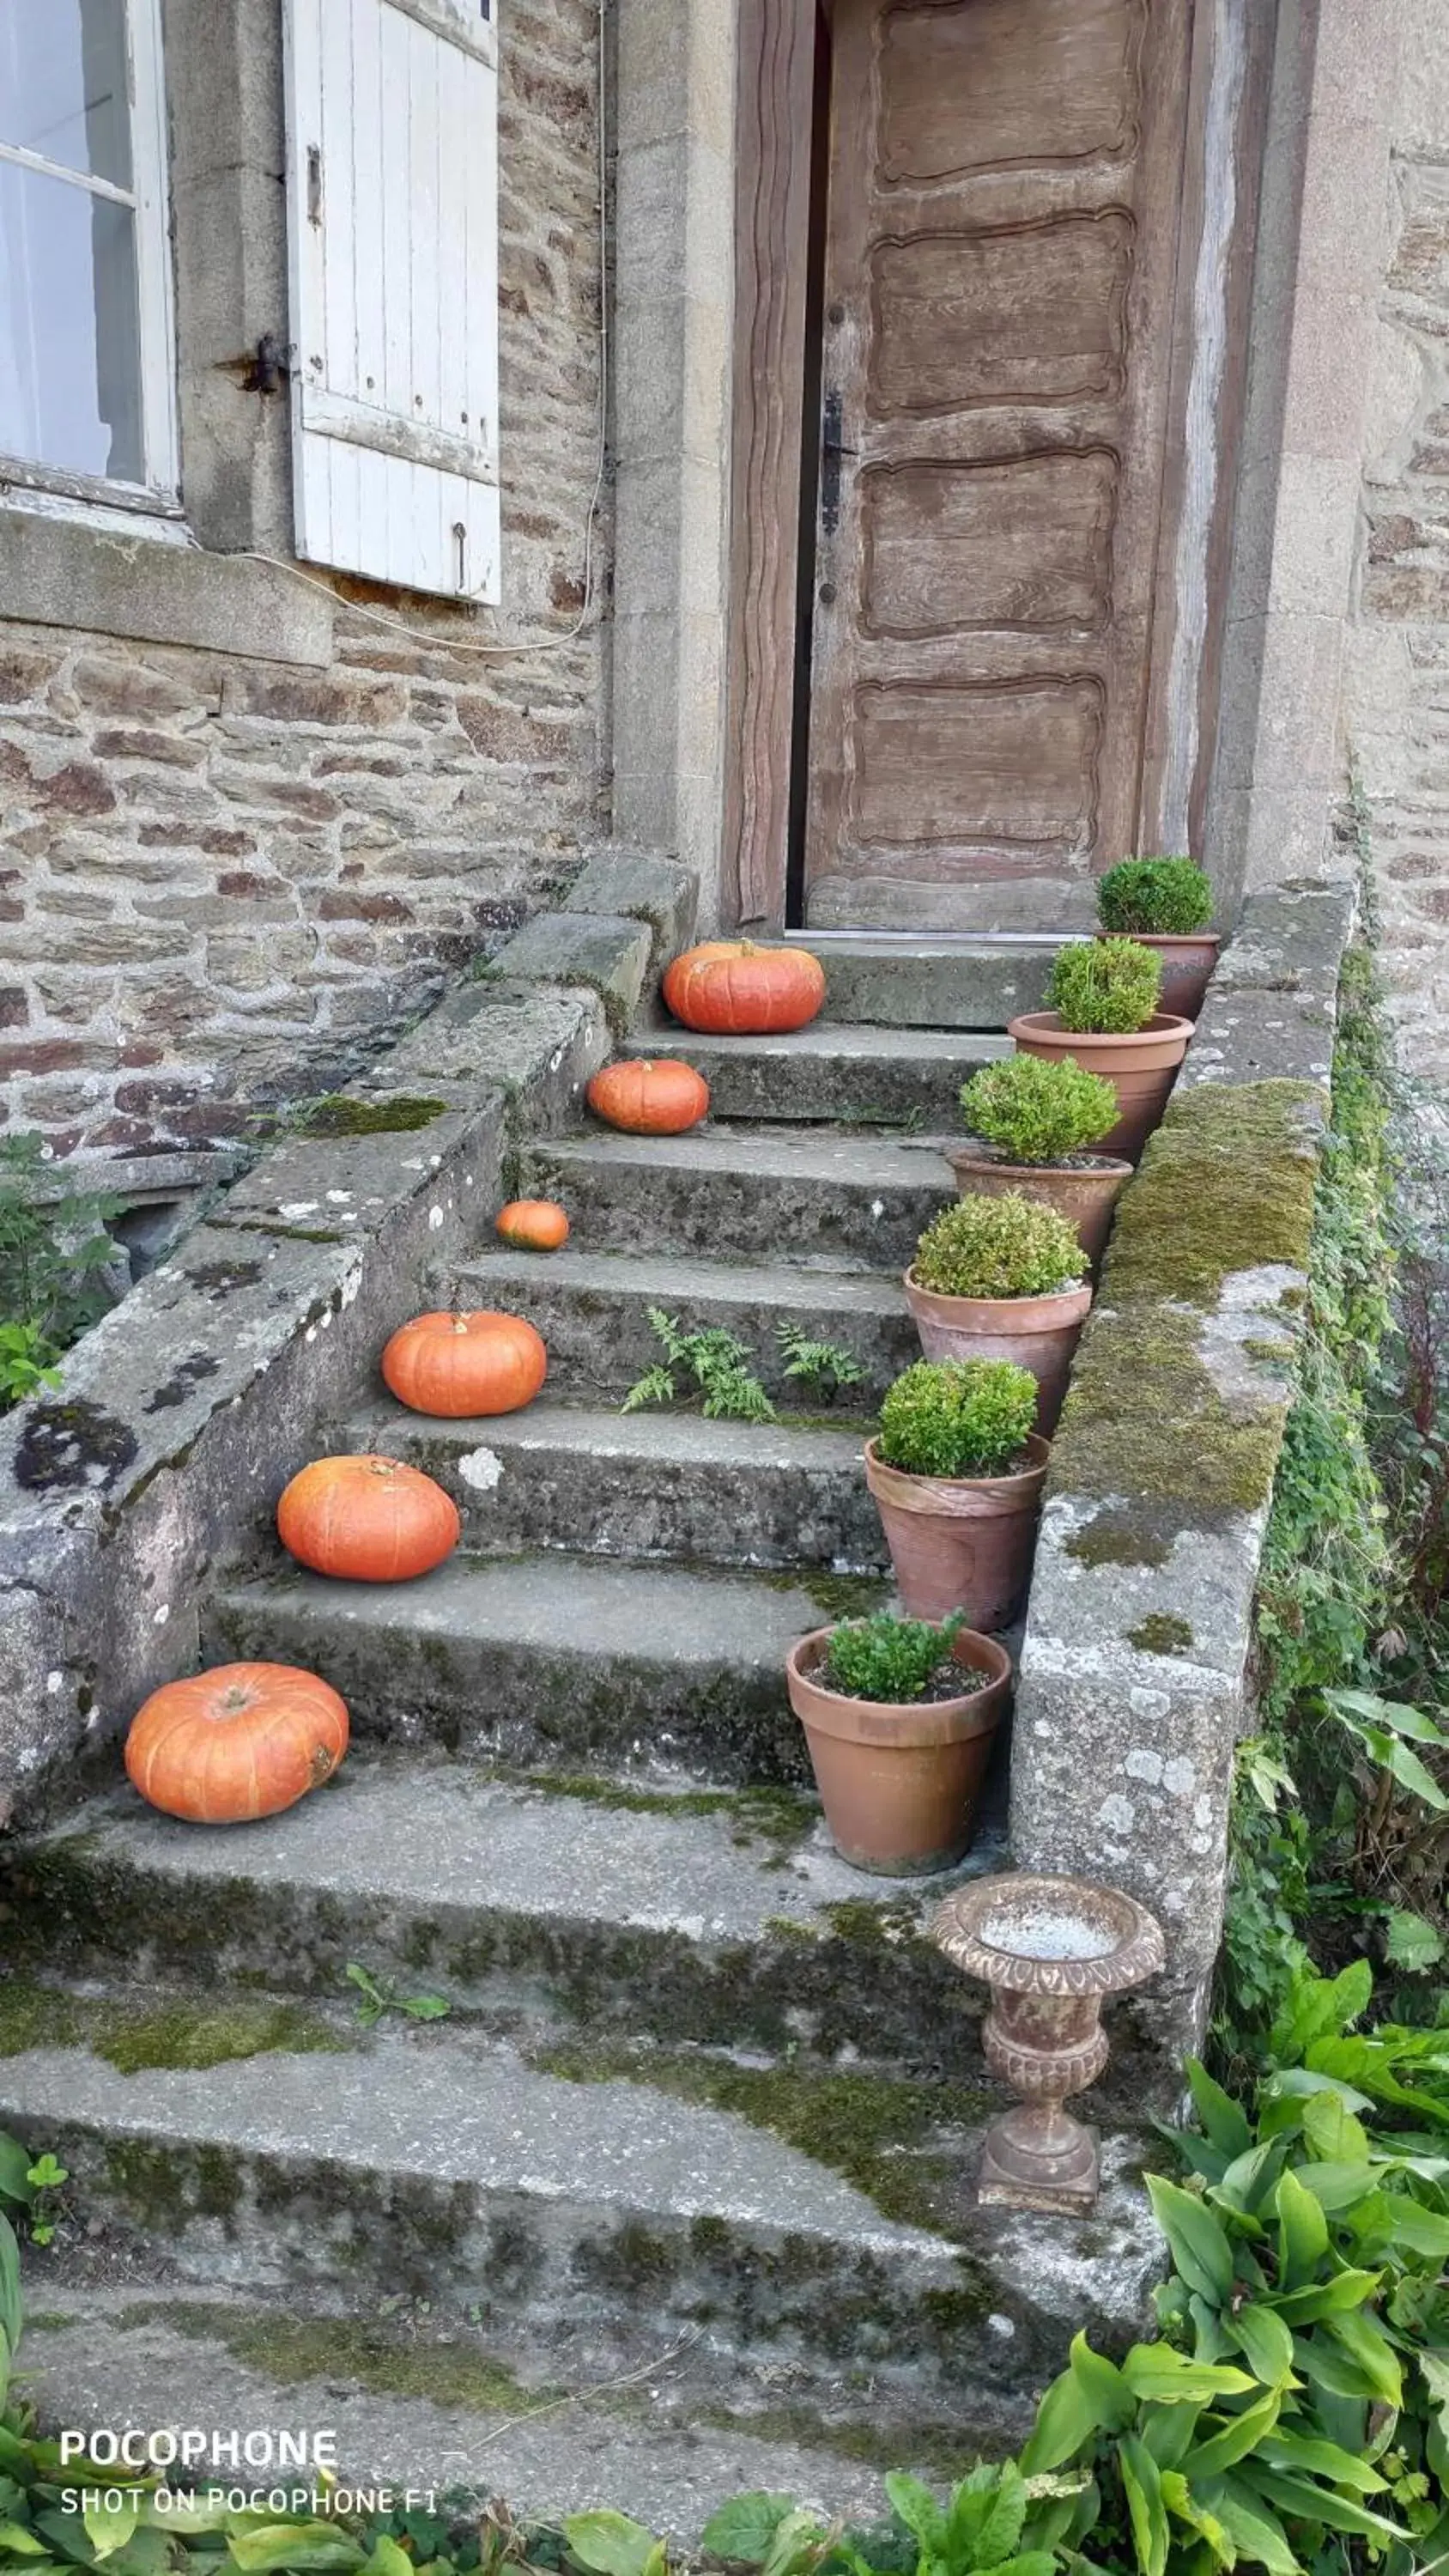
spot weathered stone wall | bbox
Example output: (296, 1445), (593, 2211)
(0, 0), (606, 1158)
(1344, 8), (1449, 1073)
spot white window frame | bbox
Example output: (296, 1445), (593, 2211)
(0, 0), (180, 516)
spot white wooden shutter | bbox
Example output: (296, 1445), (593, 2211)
(282, 0), (500, 602)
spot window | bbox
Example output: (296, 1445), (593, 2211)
(0, 0), (177, 504)
(283, 0), (500, 600)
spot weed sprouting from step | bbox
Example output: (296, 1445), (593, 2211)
(621, 1310), (776, 1424)
(0, 2131), (69, 2249)
(776, 1325), (867, 1405)
(345, 1962), (452, 2028)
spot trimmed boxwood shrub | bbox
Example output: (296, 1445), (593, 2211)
(877, 1357), (1039, 1478)
(1047, 937), (1162, 1035)
(912, 1193), (1088, 1301)
(1097, 854), (1214, 936)
(960, 1054), (1119, 1164)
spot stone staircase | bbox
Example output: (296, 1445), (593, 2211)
(0, 942), (1159, 2524)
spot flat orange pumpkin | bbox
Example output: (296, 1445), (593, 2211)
(276, 1455), (460, 1583)
(495, 1199), (570, 1252)
(382, 1309), (548, 1417)
(124, 1662), (349, 1824)
(663, 940), (826, 1036)
(586, 1058), (709, 1134)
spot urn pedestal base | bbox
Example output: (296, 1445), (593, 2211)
(976, 2101), (1100, 2215)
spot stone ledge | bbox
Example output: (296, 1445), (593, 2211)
(488, 912), (655, 1038)
(1011, 883), (1357, 2093)
(0, 510), (334, 668)
(561, 846), (699, 969)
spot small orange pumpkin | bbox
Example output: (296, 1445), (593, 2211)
(587, 1058), (710, 1134)
(124, 1662), (349, 1825)
(277, 1455), (460, 1583)
(382, 1309), (548, 1418)
(496, 1198), (570, 1253)
(663, 940), (827, 1036)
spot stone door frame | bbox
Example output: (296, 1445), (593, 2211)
(609, 0), (1399, 936)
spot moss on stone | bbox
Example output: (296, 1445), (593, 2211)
(530, 2039), (986, 2235)
(0, 1977), (340, 2074)
(1064, 1518), (1173, 1570)
(106, 2140), (244, 2227)
(1049, 1080), (1323, 1517)
(295, 1093), (450, 1136)
(506, 1770), (816, 1849)
(128, 2301), (561, 2412)
(1127, 1615), (1196, 1657)
(699, 2401), (999, 2478)
(1103, 1080), (1320, 1309)
(818, 1899), (930, 1952)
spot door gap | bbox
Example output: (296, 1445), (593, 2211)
(784, 1), (835, 933)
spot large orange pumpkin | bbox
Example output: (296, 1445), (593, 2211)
(277, 1455), (460, 1583)
(496, 1198), (570, 1252)
(382, 1309), (548, 1417)
(663, 940), (826, 1036)
(125, 1662), (349, 1824)
(586, 1058), (709, 1134)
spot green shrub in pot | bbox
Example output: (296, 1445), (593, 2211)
(877, 1357), (1040, 1479)
(912, 1194), (1088, 1302)
(958, 1054), (1119, 1167)
(1096, 853), (1213, 935)
(1046, 936), (1162, 1035)
(822, 1607), (967, 1702)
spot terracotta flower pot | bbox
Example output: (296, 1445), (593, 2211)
(785, 1623), (1012, 1874)
(864, 1433), (1050, 1629)
(902, 1268), (1091, 1436)
(1007, 1012), (1193, 1163)
(1100, 930), (1220, 1022)
(940, 1145), (1131, 1271)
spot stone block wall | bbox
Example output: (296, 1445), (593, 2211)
(0, 0), (607, 1158)
(1345, 8), (1449, 1074)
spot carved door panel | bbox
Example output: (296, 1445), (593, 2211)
(802, 0), (1196, 932)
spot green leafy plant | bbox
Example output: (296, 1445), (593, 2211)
(822, 1610), (966, 1704)
(877, 1359), (1039, 1479)
(0, 1321), (60, 1407)
(959, 1057), (1119, 1166)
(0, 1136), (120, 1412)
(1097, 857), (1215, 938)
(777, 1324), (867, 1404)
(622, 1310), (776, 1423)
(1047, 938), (1163, 1036)
(912, 1195), (1088, 1302)
(0, 2132), (68, 2249)
(344, 1964), (452, 2027)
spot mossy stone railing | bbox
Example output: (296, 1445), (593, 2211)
(1010, 881), (1357, 2093)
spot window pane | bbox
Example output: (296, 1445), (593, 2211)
(0, 0), (133, 191)
(0, 157), (143, 479)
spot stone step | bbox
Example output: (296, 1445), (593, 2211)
(0, 2021), (1156, 2423)
(13, 1749), (1006, 2075)
(517, 1127), (955, 1270)
(19, 2284), (967, 2529)
(444, 1249), (920, 1406)
(784, 938), (1074, 1031)
(335, 1400), (888, 1573)
(621, 1023), (1010, 1125)
(207, 1554), (844, 1784)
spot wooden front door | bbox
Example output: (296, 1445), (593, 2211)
(800, 0), (1197, 933)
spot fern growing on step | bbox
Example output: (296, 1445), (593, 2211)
(776, 1323), (867, 1404)
(622, 1310), (777, 1424)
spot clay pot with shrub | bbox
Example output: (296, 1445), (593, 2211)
(904, 1193), (1090, 1434)
(785, 1608), (1011, 1874)
(1009, 939), (1191, 1162)
(947, 1055), (1131, 1267)
(864, 1358), (1047, 1628)
(1096, 855), (1219, 1021)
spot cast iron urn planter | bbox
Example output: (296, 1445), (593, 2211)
(931, 1871), (1165, 2215)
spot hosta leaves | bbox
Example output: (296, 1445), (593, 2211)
(225, 2528), (365, 2574)
(1237, 2464), (1407, 2543)
(1147, 2177), (1236, 2306)
(1018, 2364), (1100, 2476)
(1273, 2168), (1328, 2291)
(1270, 2265), (1381, 2326)
(1068, 2336), (1137, 2431)
(1181, 2391), (1283, 2482)
(1256, 2431), (1386, 2494)
(1158, 2474), (1234, 2567)
(1186, 2062), (1252, 2160)
(562, 2515), (666, 2576)
(1285, 2159), (1377, 2212)
(1323, 2306), (1404, 2407)
(699, 2498), (797, 2565)
(1122, 2348), (1255, 2407)
(1120, 2435), (1168, 2576)
(1211, 2479), (1300, 2576)
(1226, 2304), (1297, 2389)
